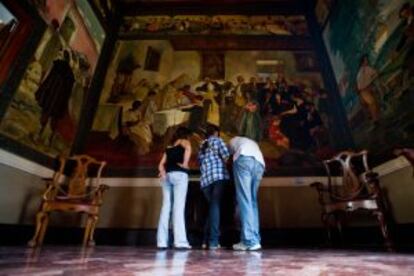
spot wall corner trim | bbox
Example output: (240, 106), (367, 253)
(0, 148), (53, 178)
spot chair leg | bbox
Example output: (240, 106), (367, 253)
(335, 213), (344, 245)
(375, 210), (393, 251)
(38, 214), (49, 246)
(88, 215), (99, 247)
(83, 216), (93, 247)
(28, 211), (48, 247)
(83, 215), (98, 247)
(322, 212), (332, 245)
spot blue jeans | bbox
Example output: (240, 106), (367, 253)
(157, 171), (190, 248)
(202, 180), (225, 247)
(233, 155), (264, 247)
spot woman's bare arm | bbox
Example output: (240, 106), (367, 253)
(158, 153), (167, 178)
(180, 140), (192, 169)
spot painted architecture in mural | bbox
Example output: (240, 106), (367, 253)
(323, 0), (414, 154)
(0, 0), (105, 157)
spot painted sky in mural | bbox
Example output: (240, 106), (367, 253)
(0, 0), (105, 157)
(323, 0), (414, 153)
(85, 39), (333, 172)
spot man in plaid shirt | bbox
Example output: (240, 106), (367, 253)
(198, 125), (230, 249)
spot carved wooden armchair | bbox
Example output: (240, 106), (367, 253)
(310, 150), (393, 250)
(28, 155), (108, 247)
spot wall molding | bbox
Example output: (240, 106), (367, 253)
(0, 148), (53, 178)
(0, 148), (411, 187)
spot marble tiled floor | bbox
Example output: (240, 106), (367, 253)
(1, 246), (414, 275)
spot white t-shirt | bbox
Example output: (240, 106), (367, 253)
(229, 136), (265, 167)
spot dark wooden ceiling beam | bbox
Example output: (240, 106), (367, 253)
(119, 0), (306, 16)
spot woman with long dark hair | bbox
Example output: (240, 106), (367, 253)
(198, 124), (230, 249)
(157, 127), (192, 249)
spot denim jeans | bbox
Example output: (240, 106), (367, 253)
(233, 155), (264, 247)
(157, 171), (190, 248)
(202, 180), (225, 247)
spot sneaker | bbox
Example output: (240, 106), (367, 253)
(209, 244), (221, 250)
(174, 245), (192, 250)
(232, 242), (249, 251)
(248, 244), (262, 251)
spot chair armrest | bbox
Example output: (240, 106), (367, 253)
(310, 182), (329, 205)
(91, 184), (110, 205)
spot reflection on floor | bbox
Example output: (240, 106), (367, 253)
(1, 246), (414, 275)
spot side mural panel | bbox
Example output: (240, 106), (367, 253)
(323, 0), (414, 154)
(85, 39), (334, 173)
(0, 0), (105, 157)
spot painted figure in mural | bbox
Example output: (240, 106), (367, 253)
(196, 78), (221, 127)
(141, 90), (158, 126)
(179, 85), (205, 133)
(157, 127), (192, 249)
(228, 136), (265, 251)
(304, 102), (324, 148)
(268, 116), (290, 149)
(382, 3), (414, 90)
(122, 100), (152, 155)
(356, 55), (380, 123)
(38, 19), (67, 75)
(239, 91), (262, 142)
(34, 50), (75, 145)
(198, 124), (230, 250)
(132, 78), (151, 101)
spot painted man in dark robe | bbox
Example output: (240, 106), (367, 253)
(35, 50), (75, 145)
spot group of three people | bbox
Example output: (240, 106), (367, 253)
(157, 125), (265, 250)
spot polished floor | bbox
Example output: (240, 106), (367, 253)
(1, 246), (414, 275)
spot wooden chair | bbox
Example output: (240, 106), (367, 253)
(310, 150), (393, 250)
(28, 155), (108, 247)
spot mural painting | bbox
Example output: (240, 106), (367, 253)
(85, 40), (334, 172)
(323, 0), (414, 154)
(0, 0), (105, 157)
(121, 15), (309, 36)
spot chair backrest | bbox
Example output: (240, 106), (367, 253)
(324, 150), (371, 201)
(51, 155), (106, 199)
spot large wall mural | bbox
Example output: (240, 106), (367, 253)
(0, 0), (105, 157)
(85, 39), (334, 172)
(323, 0), (414, 155)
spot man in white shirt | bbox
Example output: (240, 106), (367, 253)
(228, 136), (265, 251)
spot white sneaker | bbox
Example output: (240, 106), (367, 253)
(232, 242), (261, 251)
(174, 244), (192, 250)
(232, 242), (249, 251)
(248, 244), (262, 251)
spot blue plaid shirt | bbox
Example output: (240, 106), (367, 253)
(198, 136), (230, 188)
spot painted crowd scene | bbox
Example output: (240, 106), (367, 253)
(85, 40), (332, 171)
